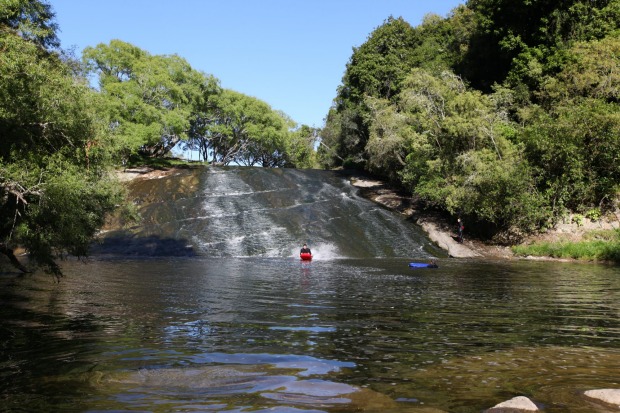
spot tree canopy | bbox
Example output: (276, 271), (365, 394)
(186, 89), (313, 167)
(83, 39), (221, 162)
(321, 0), (620, 238)
(1, 0), (122, 274)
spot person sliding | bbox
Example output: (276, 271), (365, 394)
(300, 243), (311, 254)
(300, 243), (312, 260)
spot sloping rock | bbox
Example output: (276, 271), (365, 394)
(417, 218), (481, 258)
(349, 176), (481, 258)
(583, 389), (620, 409)
(485, 396), (539, 412)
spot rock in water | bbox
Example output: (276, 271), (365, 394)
(485, 395), (539, 412)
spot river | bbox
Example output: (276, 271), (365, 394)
(0, 167), (618, 413)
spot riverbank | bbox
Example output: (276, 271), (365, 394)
(346, 171), (620, 261)
(346, 173), (508, 259)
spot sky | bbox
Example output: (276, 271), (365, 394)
(49, 0), (464, 129)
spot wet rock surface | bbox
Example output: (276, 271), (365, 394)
(348, 174), (507, 259)
(584, 389), (620, 409)
(485, 396), (539, 412)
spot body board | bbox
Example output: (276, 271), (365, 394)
(300, 252), (313, 261)
(409, 262), (437, 268)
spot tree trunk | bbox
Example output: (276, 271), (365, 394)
(0, 243), (30, 273)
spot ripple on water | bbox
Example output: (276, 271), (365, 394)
(86, 362), (396, 412)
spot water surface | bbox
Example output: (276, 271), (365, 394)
(1, 257), (619, 412)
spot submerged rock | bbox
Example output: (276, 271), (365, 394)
(87, 365), (399, 411)
(485, 396), (539, 412)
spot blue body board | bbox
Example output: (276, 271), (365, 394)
(409, 262), (438, 268)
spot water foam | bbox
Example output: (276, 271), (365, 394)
(289, 242), (342, 260)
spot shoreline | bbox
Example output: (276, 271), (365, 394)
(347, 174), (509, 259)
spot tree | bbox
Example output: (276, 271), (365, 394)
(367, 69), (547, 234)
(0, 0), (123, 275)
(519, 36), (620, 213)
(322, 16), (420, 168)
(322, 0), (619, 236)
(187, 89), (296, 167)
(83, 40), (220, 163)
(0, 0), (59, 48)
(285, 125), (319, 168)
(460, 0), (620, 92)
(364, 96), (409, 182)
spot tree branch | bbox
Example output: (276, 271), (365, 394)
(0, 243), (30, 273)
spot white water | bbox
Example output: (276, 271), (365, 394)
(182, 167), (437, 259)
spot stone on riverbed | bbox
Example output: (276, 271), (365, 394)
(484, 396), (539, 412)
(583, 389), (620, 409)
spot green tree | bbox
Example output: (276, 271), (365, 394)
(317, 108), (344, 169)
(0, 0), (123, 275)
(0, 0), (58, 48)
(285, 125), (319, 168)
(364, 96), (409, 183)
(519, 36), (620, 213)
(322, 16), (420, 168)
(83, 40), (220, 163)
(188, 89), (296, 167)
(371, 69), (547, 234)
(460, 0), (620, 92)
(521, 101), (620, 215)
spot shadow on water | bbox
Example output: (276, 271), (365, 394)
(91, 234), (196, 256)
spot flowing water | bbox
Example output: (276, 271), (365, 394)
(1, 167), (619, 413)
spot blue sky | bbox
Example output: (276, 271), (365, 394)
(50, 0), (464, 129)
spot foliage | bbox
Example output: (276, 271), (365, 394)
(0, 1), (123, 274)
(460, 0), (620, 92)
(84, 40), (310, 168)
(321, 16), (421, 168)
(512, 229), (620, 262)
(365, 69), (549, 233)
(186, 89), (302, 167)
(0, 0), (58, 48)
(83, 40), (221, 162)
(316, 108), (344, 169)
(285, 125), (319, 168)
(519, 36), (620, 213)
(519, 101), (619, 213)
(585, 208), (602, 222)
(321, 1), (620, 239)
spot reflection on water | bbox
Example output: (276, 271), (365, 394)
(1, 257), (619, 412)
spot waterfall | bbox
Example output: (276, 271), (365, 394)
(96, 166), (435, 259)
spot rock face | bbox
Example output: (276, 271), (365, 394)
(584, 389), (620, 408)
(417, 217), (481, 258)
(485, 396), (539, 412)
(349, 176), (482, 258)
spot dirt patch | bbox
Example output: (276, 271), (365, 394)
(115, 167), (182, 182)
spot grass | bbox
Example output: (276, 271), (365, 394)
(512, 229), (620, 262)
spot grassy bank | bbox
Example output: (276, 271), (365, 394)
(512, 229), (620, 262)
